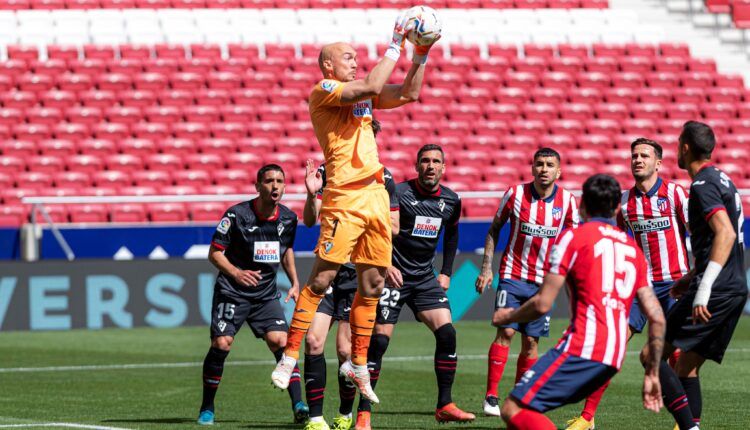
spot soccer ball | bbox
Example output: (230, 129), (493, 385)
(406, 6), (442, 46)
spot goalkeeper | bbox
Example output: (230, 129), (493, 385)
(271, 9), (440, 409)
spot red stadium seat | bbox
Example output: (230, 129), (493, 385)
(111, 204), (147, 223)
(69, 204), (108, 223)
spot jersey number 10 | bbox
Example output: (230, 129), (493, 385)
(593, 238), (637, 299)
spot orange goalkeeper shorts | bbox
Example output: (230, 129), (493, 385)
(315, 182), (392, 268)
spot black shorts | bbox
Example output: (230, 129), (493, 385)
(376, 274), (450, 325)
(210, 289), (288, 339)
(665, 292), (746, 363)
(318, 268), (358, 321)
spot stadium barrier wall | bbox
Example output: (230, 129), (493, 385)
(0, 254), (749, 332)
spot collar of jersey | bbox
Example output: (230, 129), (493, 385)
(251, 198), (280, 222)
(413, 179), (441, 197)
(529, 182), (558, 203)
(696, 162), (714, 175)
(589, 217), (616, 226)
(634, 177), (662, 198)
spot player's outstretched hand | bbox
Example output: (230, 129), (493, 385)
(692, 305), (712, 325)
(391, 10), (415, 49)
(642, 373), (663, 413)
(234, 269), (262, 287)
(304, 159), (323, 197)
(414, 34), (441, 56)
(285, 284), (300, 303)
(385, 266), (404, 288)
(437, 274), (450, 291)
(475, 269), (493, 294)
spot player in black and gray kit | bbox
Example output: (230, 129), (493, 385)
(356, 144), (475, 428)
(652, 121), (747, 430)
(197, 164), (308, 426)
(301, 159), (399, 430)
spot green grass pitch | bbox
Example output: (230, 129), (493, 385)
(0, 319), (748, 429)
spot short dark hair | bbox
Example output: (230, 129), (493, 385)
(631, 138), (663, 159)
(582, 174), (621, 218)
(256, 164), (285, 183)
(533, 147), (561, 163)
(679, 121), (715, 160)
(417, 144), (444, 162)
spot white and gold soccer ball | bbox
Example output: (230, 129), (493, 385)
(405, 5), (442, 46)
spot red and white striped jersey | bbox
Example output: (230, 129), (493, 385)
(618, 178), (690, 283)
(547, 220), (650, 370)
(496, 183), (578, 284)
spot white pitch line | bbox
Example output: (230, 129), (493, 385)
(0, 423), (133, 429)
(0, 349), (747, 374)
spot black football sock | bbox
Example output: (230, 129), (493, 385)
(303, 353), (326, 418)
(434, 323), (457, 409)
(338, 360), (357, 415)
(659, 361), (695, 430)
(357, 333), (389, 413)
(680, 377), (702, 427)
(274, 348), (302, 407)
(201, 347), (229, 413)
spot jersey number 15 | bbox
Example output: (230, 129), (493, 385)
(593, 238), (636, 299)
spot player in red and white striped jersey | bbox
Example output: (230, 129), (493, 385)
(475, 148), (578, 416)
(567, 138), (690, 430)
(496, 174), (668, 430)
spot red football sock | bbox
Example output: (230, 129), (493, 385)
(515, 355), (537, 384)
(507, 408), (556, 430)
(581, 379), (610, 421)
(486, 343), (509, 397)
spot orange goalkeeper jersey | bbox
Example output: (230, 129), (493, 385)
(308, 79), (384, 189)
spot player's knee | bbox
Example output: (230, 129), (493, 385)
(495, 328), (515, 346)
(308, 271), (336, 294)
(305, 331), (326, 355)
(265, 332), (286, 351)
(433, 323), (456, 351)
(336, 345), (351, 363)
(211, 336), (233, 351)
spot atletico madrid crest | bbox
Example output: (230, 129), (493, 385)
(552, 207), (562, 221)
(657, 197), (669, 213)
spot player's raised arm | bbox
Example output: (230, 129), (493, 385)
(331, 12), (413, 104)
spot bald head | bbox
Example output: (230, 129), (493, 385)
(318, 43), (357, 80)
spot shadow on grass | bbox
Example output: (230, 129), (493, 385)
(103, 417), (240, 424)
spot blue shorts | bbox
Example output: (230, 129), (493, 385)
(629, 281), (676, 333)
(495, 278), (551, 338)
(509, 348), (618, 413)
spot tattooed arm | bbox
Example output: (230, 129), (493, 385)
(637, 286), (666, 412)
(475, 213), (506, 294)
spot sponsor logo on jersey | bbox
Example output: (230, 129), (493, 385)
(321, 80), (338, 93)
(552, 206), (562, 221)
(520, 222), (558, 238)
(277, 222), (284, 237)
(216, 217), (231, 234)
(253, 241), (280, 263)
(352, 99), (372, 118)
(630, 217), (671, 233)
(657, 197), (669, 212)
(412, 216), (442, 238)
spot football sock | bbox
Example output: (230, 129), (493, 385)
(659, 361), (695, 430)
(434, 323), (457, 409)
(274, 348), (302, 406)
(357, 333), (389, 413)
(201, 347), (229, 412)
(581, 379), (610, 421)
(486, 343), (509, 397)
(285, 286), (325, 360)
(338, 360), (357, 415)
(349, 293), (379, 366)
(515, 355), (537, 384)
(680, 377), (702, 426)
(303, 353), (326, 418)
(507, 408), (556, 430)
